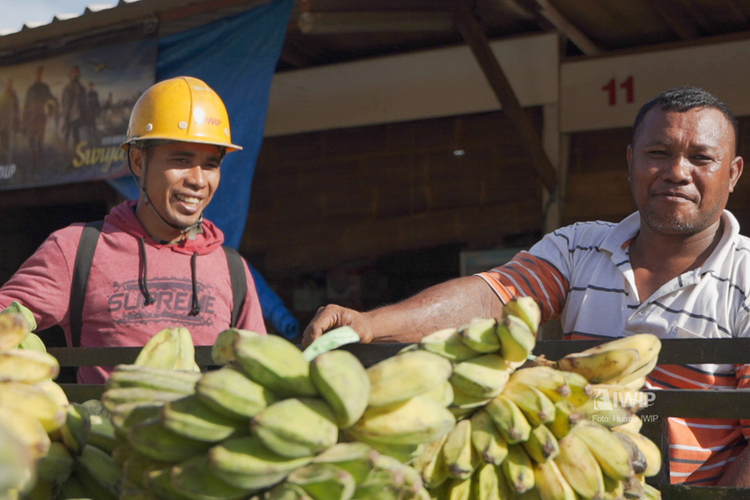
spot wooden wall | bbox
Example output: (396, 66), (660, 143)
(242, 108), (545, 276)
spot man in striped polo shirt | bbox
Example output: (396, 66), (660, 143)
(303, 86), (749, 487)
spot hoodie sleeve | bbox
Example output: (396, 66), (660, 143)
(0, 225), (82, 334)
(235, 256), (268, 336)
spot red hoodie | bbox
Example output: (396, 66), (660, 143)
(0, 200), (266, 383)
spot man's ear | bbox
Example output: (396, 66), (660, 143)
(729, 156), (744, 193)
(129, 148), (145, 177)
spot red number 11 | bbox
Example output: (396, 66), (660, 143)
(603, 76), (634, 106)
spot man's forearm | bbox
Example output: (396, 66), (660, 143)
(368, 276), (504, 343)
(718, 442), (750, 487)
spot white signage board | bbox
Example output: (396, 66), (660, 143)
(561, 37), (750, 133)
(265, 33), (558, 137)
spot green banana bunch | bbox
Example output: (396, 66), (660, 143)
(18, 332), (47, 353)
(87, 413), (118, 455)
(301, 325), (361, 362)
(311, 442), (377, 484)
(471, 462), (507, 500)
(74, 444), (122, 499)
(448, 382), (492, 419)
(35, 441), (74, 487)
(195, 364), (277, 420)
(349, 395), (456, 447)
(418, 328), (480, 362)
(449, 353), (510, 400)
(234, 334), (319, 398)
(142, 462), (192, 500)
(411, 434), (450, 489)
(441, 419), (478, 480)
(310, 349), (370, 428)
(366, 350), (453, 407)
(108, 400), (164, 437)
(251, 397), (339, 458)
(101, 386), (184, 413)
(128, 417), (212, 463)
(59, 402), (91, 455)
(457, 317), (500, 353)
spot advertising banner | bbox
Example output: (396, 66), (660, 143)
(0, 38), (157, 190)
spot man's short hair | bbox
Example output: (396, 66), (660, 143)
(632, 86), (738, 148)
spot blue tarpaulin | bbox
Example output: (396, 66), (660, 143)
(108, 0), (300, 339)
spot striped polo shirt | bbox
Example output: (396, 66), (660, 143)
(477, 210), (750, 486)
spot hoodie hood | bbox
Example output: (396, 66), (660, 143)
(105, 200), (225, 256)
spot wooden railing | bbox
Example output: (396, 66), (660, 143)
(51, 337), (750, 499)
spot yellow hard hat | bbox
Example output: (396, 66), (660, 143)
(122, 76), (242, 152)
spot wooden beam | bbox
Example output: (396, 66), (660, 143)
(298, 11), (454, 34)
(649, 0), (700, 39)
(532, 0), (603, 55)
(453, 1), (557, 192)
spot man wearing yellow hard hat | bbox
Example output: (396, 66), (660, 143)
(0, 77), (267, 383)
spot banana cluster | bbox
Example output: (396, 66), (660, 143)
(405, 297), (665, 500)
(0, 304), (121, 500)
(95, 326), (435, 499)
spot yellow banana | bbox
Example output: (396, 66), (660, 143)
(207, 435), (311, 490)
(448, 381), (492, 417)
(558, 348), (641, 384)
(501, 382), (556, 427)
(195, 364), (277, 420)
(496, 315), (536, 364)
(502, 444), (535, 494)
(457, 317), (500, 353)
(601, 474), (626, 500)
(522, 424), (560, 464)
(443, 476), (472, 500)
(128, 417), (212, 463)
(589, 383), (650, 411)
(286, 463), (356, 500)
(350, 435), (425, 464)
(160, 394), (249, 443)
(234, 334), (318, 398)
(643, 482), (663, 499)
(471, 462), (505, 500)
(569, 421), (632, 481)
(418, 328), (481, 362)
(615, 430), (662, 478)
(450, 353), (511, 400)
(469, 409), (508, 466)
(32, 379), (70, 407)
(509, 366), (572, 402)
(612, 431), (647, 476)
(367, 350), (453, 407)
(533, 459), (576, 500)
(0, 311), (31, 351)
(107, 364), (202, 394)
(412, 434), (450, 489)
(441, 419), (478, 480)
(422, 380), (454, 407)
(575, 398), (636, 429)
(611, 414), (644, 434)
(608, 356), (658, 387)
(349, 395), (456, 446)
(503, 296), (542, 335)
(554, 433), (604, 499)
(173, 326), (199, 372)
(310, 349), (371, 428)
(0, 349), (59, 383)
(251, 397), (338, 458)
(210, 327), (260, 366)
(133, 327), (184, 370)
(558, 371), (592, 407)
(171, 455), (250, 500)
(0, 380), (66, 433)
(548, 400), (581, 440)
(484, 395), (532, 444)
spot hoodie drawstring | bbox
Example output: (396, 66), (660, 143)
(190, 251), (201, 316)
(138, 237), (156, 306)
